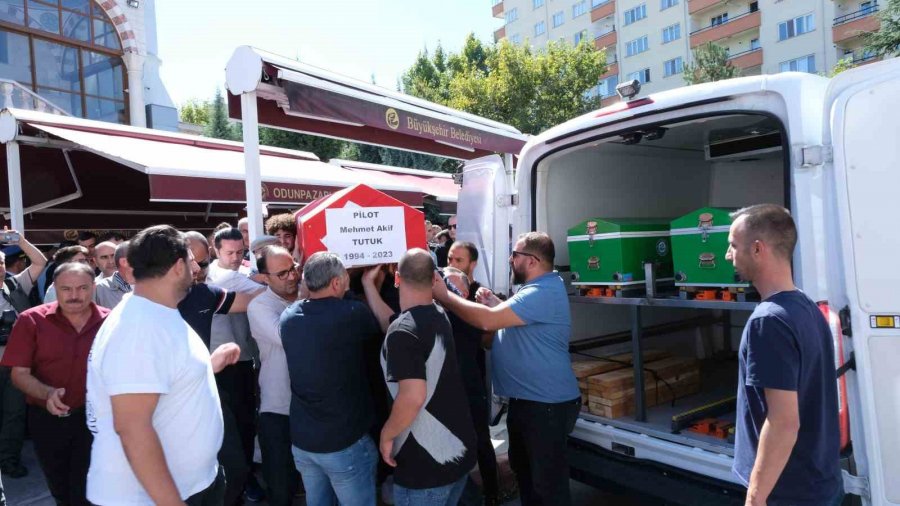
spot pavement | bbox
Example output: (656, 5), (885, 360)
(2, 416), (656, 506)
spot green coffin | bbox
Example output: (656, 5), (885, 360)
(567, 218), (672, 286)
(670, 208), (749, 288)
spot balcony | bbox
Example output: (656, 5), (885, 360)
(591, 0), (616, 22)
(492, 0), (504, 18)
(690, 10), (760, 47)
(0, 80), (70, 116)
(494, 26), (506, 43)
(600, 62), (619, 79)
(727, 47), (763, 70)
(688, 0), (725, 15)
(594, 28), (617, 49)
(833, 5), (880, 44)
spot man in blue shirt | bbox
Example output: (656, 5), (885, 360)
(725, 204), (843, 506)
(433, 231), (580, 506)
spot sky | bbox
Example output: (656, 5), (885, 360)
(156, 0), (502, 108)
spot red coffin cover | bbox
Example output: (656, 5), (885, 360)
(295, 184), (426, 264)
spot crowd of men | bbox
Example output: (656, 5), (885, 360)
(0, 203), (843, 506)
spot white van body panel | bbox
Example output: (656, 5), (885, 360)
(824, 57), (900, 506)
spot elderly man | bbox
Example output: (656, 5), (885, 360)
(237, 217), (251, 251)
(93, 242), (132, 310)
(247, 246), (301, 505)
(85, 225), (240, 505)
(2, 262), (109, 506)
(265, 214), (297, 255)
(93, 241), (117, 280)
(41, 245), (91, 304)
(433, 232), (581, 506)
(281, 252), (381, 506)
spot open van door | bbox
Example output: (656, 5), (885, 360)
(825, 57), (900, 506)
(456, 154), (513, 297)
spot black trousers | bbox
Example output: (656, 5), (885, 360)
(470, 392), (499, 498)
(257, 412), (299, 506)
(186, 465), (227, 506)
(217, 401), (249, 506)
(28, 406), (92, 506)
(506, 397), (581, 506)
(0, 368), (25, 467)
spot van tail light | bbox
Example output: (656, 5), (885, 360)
(819, 301), (851, 451)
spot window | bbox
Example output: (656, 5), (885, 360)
(573, 0), (588, 17)
(552, 11), (565, 27)
(574, 30), (588, 44)
(711, 13), (728, 26)
(592, 0), (611, 6)
(598, 75), (619, 97)
(505, 7), (519, 23)
(664, 57), (683, 76)
(750, 1), (758, 12)
(750, 38), (760, 50)
(861, 1), (875, 14)
(627, 68), (651, 83)
(510, 33), (522, 44)
(626, 36), (649, 56)
(0, 2), (126, 124)
(534, 0), (544, 8)
(624, 4), (647, 25)
(778, 14), (815, 41)
(661, 0), (678, 10)
(779, 54), (816, 73)
(662, 23), (680, 43)
(535, 20), (546, 36)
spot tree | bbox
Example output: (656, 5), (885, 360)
(179, 98), (210, 125)
(401, 34), (606, 135)
(205, 88), (237, 141)
(864, 0), (900, 57)
(683, 43), (740, 85)
(259, 128), (345, 161)
(829, 57), (856, 77)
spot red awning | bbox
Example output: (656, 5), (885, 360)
(328, 159), (459, 204)
(225, 46), (528, 160)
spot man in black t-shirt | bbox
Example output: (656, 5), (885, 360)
(380, 249), (475, 505)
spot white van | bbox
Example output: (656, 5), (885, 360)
(457, 57), (900, 505)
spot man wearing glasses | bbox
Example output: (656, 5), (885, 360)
(247, 246), (301, 506)
(433, 232), (581, 506)
(435, 215), (457, 268)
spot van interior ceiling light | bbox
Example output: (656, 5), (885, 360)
(615, 79), (642, 100)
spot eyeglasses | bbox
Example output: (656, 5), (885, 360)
(448, 224), (457, 229)
(511, 250), (539, 261)
(196, 260), (210, 269)
(269, 262), (300, 280)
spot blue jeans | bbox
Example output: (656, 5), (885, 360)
(291, 434), (377, 506)
(394, 475), (468, 506)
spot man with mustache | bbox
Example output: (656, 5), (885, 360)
(1, 262), (109, 506)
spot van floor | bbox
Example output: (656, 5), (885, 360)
(581, 358), (739, 456)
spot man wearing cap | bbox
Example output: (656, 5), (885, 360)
(2, 247), (26, 277)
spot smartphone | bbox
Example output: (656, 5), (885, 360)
(0, 232), (19, 243)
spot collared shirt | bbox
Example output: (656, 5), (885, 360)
(93, 272), (131, 310)
(207, 262), (263, 362)
(247, 288), (294, 415)
(0, 302), (110, 409)
(492, 272), (580, 403)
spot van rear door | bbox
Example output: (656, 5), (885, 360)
(825, 57), (900, 506)
(456, 154), (512, 297)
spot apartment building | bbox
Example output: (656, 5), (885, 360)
(491, 0), (884, 105)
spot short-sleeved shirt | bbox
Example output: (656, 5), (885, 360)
(207, 263), (263, 362)
(0, 269), (35, 314)
(178, 283), (236, 350)
(492, 272), (579, 403)
(86, 294), (223, 504)
(0, 302), (109, 409)
(280, 297), (381, 454)
(733, 290), (842, 504)
(248, 288), (293, 416)
(382, 304), (476, 489)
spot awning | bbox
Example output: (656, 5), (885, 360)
(225, 46), (528, 160)
(328, 159), (459, 203)
(1, 109), (423, 207)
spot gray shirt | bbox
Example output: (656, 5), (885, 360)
(207, 262), (263, 362)
(247, 288), (293, 415)
(93, 272), (131, 310)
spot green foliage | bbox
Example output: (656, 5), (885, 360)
(338, 143), (458, 173)
(259, 128), (344, 160)
(179, 98), (210, 125)
(683, 43), (740, 85)
(829, 57), (856, 77)
(401, 33), (607, 135)
(864, 0), (900, 57)
(205, 88), (238, 141)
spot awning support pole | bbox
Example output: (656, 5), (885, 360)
(240, 91), (264, 242)
(6, 140), (24, 232)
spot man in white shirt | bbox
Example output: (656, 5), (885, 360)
(85, 225), (240, 505)
(247, 246), (300, 505)
(207, 227), (265, 502)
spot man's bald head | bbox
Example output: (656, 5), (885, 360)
(398, 248), (437, 290)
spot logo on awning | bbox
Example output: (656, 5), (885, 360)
(386, 108), (400, 130)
